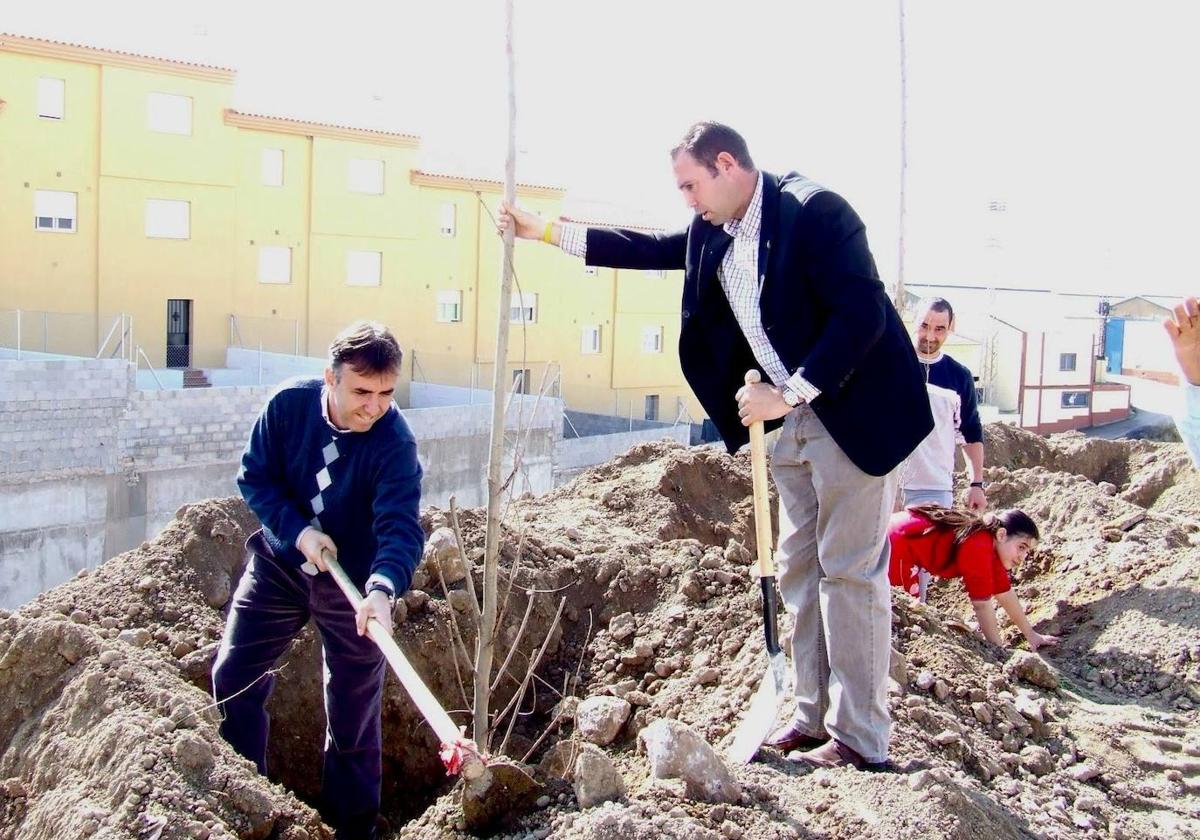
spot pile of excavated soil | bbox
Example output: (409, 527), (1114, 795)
(2, 425), (1199, 839)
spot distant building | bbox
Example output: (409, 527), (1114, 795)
(1104, 296), (1178, 385)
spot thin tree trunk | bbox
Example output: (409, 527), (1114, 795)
(475, 0), (518, 749)
(895, 0), (909, 311)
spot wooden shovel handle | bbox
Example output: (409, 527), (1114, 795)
(744, 370), (775, 579)
(322, 550), (464, 749)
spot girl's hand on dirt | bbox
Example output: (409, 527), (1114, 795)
(1028, 632), (1059, 652)
(357, 590), (394, 637)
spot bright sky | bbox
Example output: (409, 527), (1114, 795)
(8, 0), (1200, 298)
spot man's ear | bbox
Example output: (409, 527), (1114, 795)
(324, 366), (336, 388)
(715, 150), (738, 172)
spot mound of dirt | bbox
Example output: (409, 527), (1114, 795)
(3, 425), (1199, 840)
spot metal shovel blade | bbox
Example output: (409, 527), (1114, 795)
(728, 648), (791, 764)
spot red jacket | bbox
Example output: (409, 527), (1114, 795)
(887, 510), (1011, 600)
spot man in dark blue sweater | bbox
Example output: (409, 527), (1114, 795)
(213, 321), (424, 840)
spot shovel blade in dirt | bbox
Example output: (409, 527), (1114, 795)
(728, 579), (791, 764)
(727, 370), (794, 764)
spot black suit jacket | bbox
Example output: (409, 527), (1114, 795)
(584, 170), (932, 477)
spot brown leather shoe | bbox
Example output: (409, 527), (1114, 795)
(787, 738), (890, 772)
(765, 721), (829, 753)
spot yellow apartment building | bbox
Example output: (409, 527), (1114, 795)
(0, 33), (702, 423)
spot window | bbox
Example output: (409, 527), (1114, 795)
(258, 246), (292, 284)
(346, 250), (382, 286)
(261, 148), (284, 187)
(147, 92), (192, 135)
(1061, 391), (1090, 409)
(33, 190), (77, 232)
(584, 266), (598, 276)
(1059, 352), (1077, 372)
(513, 368), (531, 394)
(581, 325), (601, 354)
(641, 325), (664, 353)
(439, 202), (457, 237)
(510, 292), (538, 324)
(436, 290), (462, 322)
(348, 158), (384, 194)
(645, 269), (665, 279)
(37, 77), (65, 120)
(145, 199), (190, 239)
(645, 394), (660, 421)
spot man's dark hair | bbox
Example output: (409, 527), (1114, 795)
(671, 121), (755, 175)
(923, 297), (955, 326)
(328, 320), (402, 378)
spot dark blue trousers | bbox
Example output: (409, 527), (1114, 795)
(212, 553), (385, 839)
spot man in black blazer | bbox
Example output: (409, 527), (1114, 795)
(500, 122), (931, 770)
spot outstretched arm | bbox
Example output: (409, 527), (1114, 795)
(994, 590), (1058, 651)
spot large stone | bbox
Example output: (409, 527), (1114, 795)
(1019, 745), (1055, 776)
(608, 612), (637, 642)
(637, 719), (741, 804)
(462, 760), (543, 834)
(1005, 650), (1060, 690)
(422, 527), (467, 585)
(576, 696), (632, 746)
(573, 746), (626, 808)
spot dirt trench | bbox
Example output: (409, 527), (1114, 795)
(2, 429), (1200, 840)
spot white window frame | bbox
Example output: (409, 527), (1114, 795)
(512, 368), (531, 394)
(146, 92), (193, 135)
(641, 325), (664, 353)
(439, 202), (457, 237)
(1061, 390), (1090, 409)
(145, 199), (190, 239)
(33, 190), (77, 233)
(37, 77), (65, 120)
(581, 325), (601, 354)
(644, 394), (660, 421)
(510, 292), (538, 324)
(261, 148), (284, 187)
(348, 158), (385, 195)
(645, 268), (665, 279)
(257, 246), (292, 284)
(1059, 352), (1077, 372)
(436, 290), (462, 323)
(346, 250), (382, 287)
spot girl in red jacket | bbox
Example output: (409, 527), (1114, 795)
(888, 505), (1059, 652)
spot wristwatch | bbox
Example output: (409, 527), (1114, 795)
(970, 481), (987, 490)
(367, 582), (396, 608)
(781, 386), (801, 408)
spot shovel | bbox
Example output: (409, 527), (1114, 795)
(320, 551), (541, 831)
(727, 369), (794, 764)
(319, 549), (486, 781)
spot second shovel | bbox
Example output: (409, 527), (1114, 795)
(727, 369), (794, 764)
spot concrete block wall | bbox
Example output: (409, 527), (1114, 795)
(119, 385), (270, 472)
(0, 359), (131, 482)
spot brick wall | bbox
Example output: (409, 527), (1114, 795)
(0, 359), (130, 482)
(118, 386), (270, 472)
(0, 359), (270, 484)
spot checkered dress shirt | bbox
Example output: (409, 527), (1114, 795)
(560, 172), (820, 403)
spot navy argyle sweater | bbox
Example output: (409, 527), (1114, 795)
(237, 377), (423, 593)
